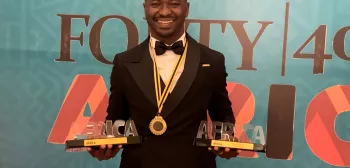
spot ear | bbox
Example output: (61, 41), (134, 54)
(143, 3), (147, 19)
(185, 2), (190, 18)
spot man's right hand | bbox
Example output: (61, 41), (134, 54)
(87, 144), (122, 161)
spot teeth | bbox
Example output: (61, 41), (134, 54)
(158, 20), (173, 24)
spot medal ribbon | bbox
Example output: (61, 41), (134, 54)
(150, 39), (188, 116)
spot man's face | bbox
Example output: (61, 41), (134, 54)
(143, 0), (189, 38)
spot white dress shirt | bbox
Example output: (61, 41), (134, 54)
(149, 33), (187, 93)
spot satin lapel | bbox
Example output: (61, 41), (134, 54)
(161, 35), (201, 118)
(124, 38), (157, 107)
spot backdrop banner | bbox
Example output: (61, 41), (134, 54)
(1, 0), (350, 168)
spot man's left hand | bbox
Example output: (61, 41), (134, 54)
(208, 146), (241, 159)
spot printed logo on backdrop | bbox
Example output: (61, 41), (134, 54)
(47, 1), (350, 167)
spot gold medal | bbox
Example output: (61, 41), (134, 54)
(149, 116), (167, 135)
(148, 38), (188, 136)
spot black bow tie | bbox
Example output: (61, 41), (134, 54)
(154, 40), (185, 55)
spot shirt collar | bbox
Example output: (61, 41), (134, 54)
(150, 32), (186, 49)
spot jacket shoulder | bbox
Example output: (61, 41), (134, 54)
(198, 43), (225, 62)
(112, 37), (150, 64)
(112, 44), (144, 64)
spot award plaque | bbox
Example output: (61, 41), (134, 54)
(193, 120), (266, 152)
(65, 119), (142, 152)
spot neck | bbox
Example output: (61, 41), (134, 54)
(151, 29), (185, 45)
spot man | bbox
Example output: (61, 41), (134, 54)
(88, 0), (240, 167)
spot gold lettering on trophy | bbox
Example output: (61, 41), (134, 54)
(86, 141), (96, 145)
(211, 140), (254, 150)
(212, 141), (223, 146)
(83, 137), (128, 146)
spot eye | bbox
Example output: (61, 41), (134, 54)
(151, 2), (161, 7)
(169, 2), (180, 7)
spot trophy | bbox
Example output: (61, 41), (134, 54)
(193, 120), (266, 152)
(65, 119), (142, 152)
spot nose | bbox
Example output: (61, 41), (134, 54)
(159, 4), (171, 16)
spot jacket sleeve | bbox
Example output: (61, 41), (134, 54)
(106, 54), (130, 123)
(207, 53), (235, 125)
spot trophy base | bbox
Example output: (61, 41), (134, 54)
(194, 138), (266, 152)
(65, 136), (142, 150)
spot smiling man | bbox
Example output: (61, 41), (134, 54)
(144, 0), (188, 44)
(87, 0), (240, 167)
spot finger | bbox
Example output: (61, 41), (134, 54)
(232, 149), (241, 154)
(214, 146), (219, 151)
(224, 148), (230, 152)
(87, 146), (100, 157)
(97, 145), (106, 160)
(99, 145), (106, 155)
(111, 145), (122, 156)
(100, 144), (106, 155)
(112, 145), (122, 153)
(208, 147), (212, 151)
(104, 144), (113, 158)
(230, 149), (241, 157)
(217, 149), (224, 155)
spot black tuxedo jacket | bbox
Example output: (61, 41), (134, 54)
(106, 33), (235, 168)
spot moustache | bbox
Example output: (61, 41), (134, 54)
(153, 14), (177, 20)
(142, 15), (178, 21)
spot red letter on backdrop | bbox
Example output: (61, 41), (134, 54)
(47, 75), (108, 144)
(305, 85), (350, 166)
